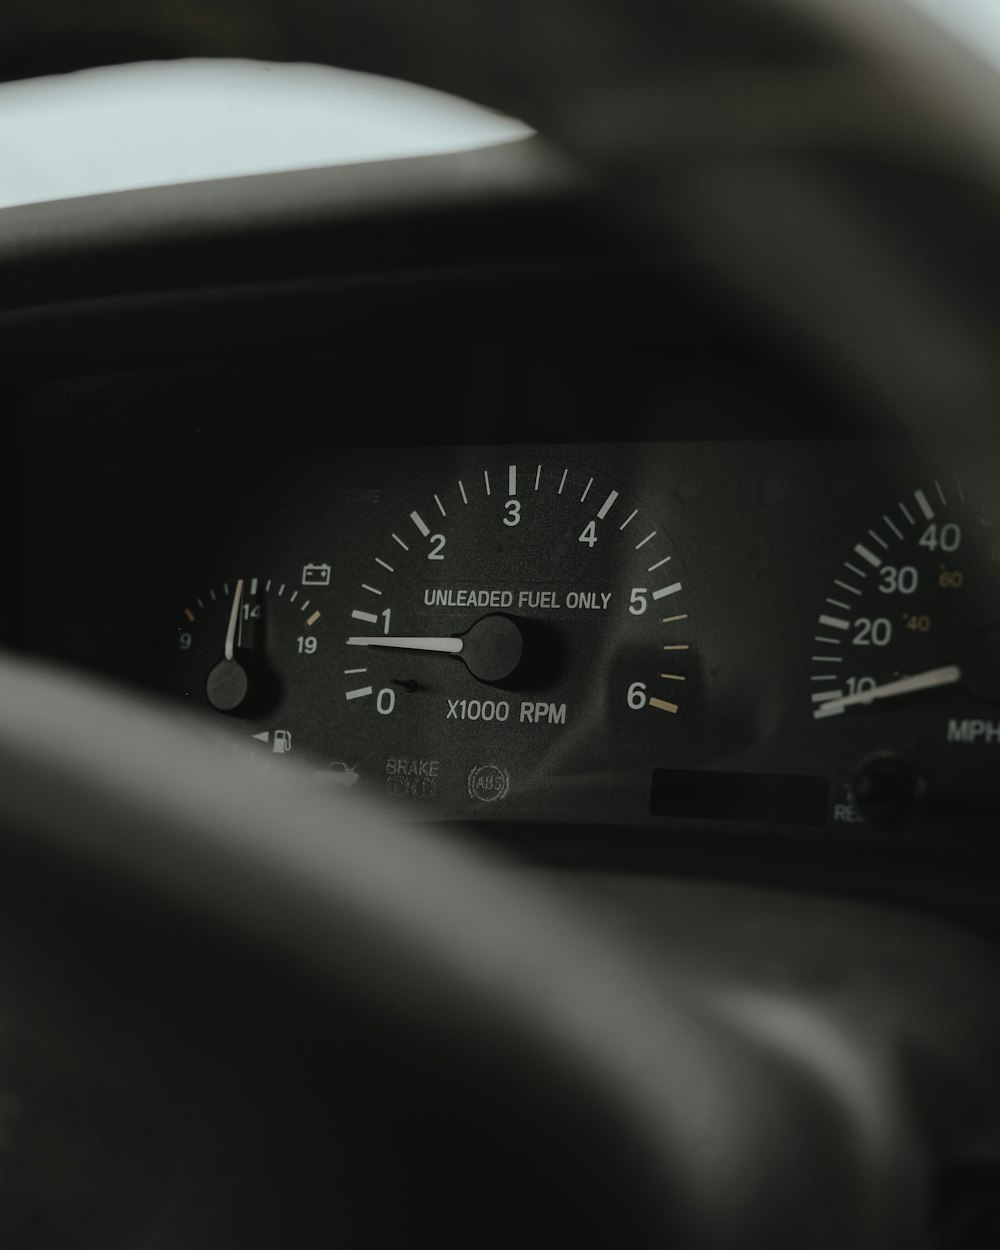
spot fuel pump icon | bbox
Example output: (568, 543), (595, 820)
(272, 729), (292, 754)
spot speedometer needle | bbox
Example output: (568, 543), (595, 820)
(816, 664), (962, 717)
(346, 635), (463, 654)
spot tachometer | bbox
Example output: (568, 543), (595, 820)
(341, 459), (693, 814)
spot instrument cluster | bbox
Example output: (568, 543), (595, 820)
(141, 437), (998, 838)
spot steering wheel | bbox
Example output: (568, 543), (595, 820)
(2, 3), (1000, 1246)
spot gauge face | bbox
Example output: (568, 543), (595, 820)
(340, 459), (693, 815)
(811, 472), (1000, 822)
(166, 575), (338, 763)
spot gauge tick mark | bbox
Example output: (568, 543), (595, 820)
(854, 543), (881, 569)
(834, 579), (861, 596)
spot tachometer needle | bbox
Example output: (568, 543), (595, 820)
(346, 635), (464, 655)
(224, 578), (244, 661)
(816, 664), (961, 717)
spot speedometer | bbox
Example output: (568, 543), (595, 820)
(811, 471), (999, 825)
(340, 458), (693, 815)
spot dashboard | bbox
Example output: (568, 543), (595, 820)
(0, 119), (993, 943)
(3, 259), (995, 880)
(158, 435), (992, 837)
(3, 14), (1000, 1247)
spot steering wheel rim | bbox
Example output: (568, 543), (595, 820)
(0, 656), (924, 1246)
(1, 2), (999, 1245)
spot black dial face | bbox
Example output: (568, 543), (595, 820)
(810, 471), (1000, 824)
(339, 459), (693, 817)
(165, 575), (339, 765)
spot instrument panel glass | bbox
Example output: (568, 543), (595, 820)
(142, 439), (997, 837)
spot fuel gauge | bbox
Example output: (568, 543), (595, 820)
(166, 573), (338, 763)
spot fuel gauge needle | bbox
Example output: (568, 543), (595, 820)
(207, 578), (250, 713)
(224, 578), (245, 661)
(815, 664), (961, 717)
(346, 635), (463, 654)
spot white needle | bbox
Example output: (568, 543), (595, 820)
(346, 635), (463, 654)
(816, 664), (961, 717)
(224, 578), (244, 661)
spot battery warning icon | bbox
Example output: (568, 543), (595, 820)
(302, 563), (331, 586)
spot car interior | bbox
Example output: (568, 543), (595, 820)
(0, 2), (999, 1247)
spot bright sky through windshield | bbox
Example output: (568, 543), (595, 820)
(0, 59), (532, 209)
(906, 0), (1000, 66)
